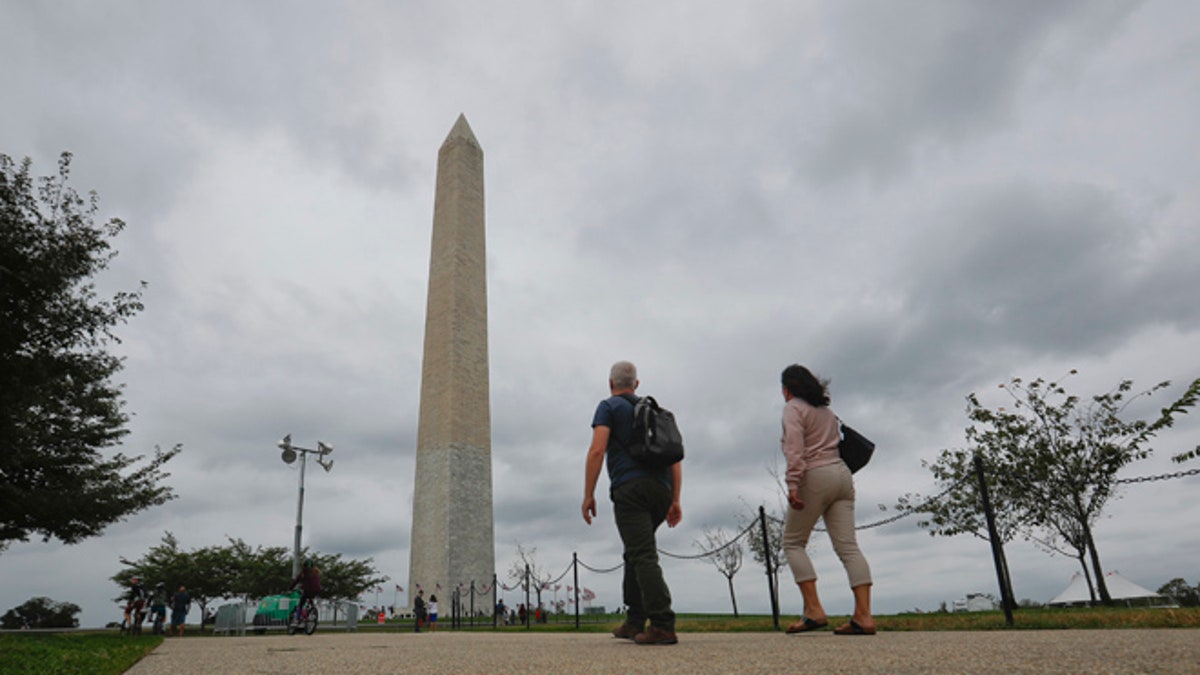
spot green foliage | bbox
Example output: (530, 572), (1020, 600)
(899, 373), (1200, 604)
(315, 551), (388, 602)
(0, 152), (181, 549)
(113, 532), (387, 618)
(0, 633), (161, 675)
(1157, 578), (1200, 607)
(1, 596), (81, 629)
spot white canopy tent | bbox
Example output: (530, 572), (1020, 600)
(1048, 571), (1175, 607)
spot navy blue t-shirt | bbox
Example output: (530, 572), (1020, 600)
(592, 395), (671, 494)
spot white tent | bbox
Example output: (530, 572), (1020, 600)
(1048, 571), (1175, 607)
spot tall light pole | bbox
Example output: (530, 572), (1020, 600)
(277, 434), (334, 579)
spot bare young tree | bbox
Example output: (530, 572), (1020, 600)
(506, 543), (554, 616)
(695, 526), (744, 616)
(738, 500), (785, 608)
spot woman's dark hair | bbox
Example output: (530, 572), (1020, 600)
(781, 364), (830, 407)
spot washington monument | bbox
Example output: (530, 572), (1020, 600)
(409, 115), (495, 600)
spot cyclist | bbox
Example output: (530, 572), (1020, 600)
(289, 558), (321, 624)
(123, 575), (147, 635)
(149, 582), (168, 634)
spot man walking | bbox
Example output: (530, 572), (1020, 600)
(582, 361), (682, 645)
(171, 585), (189, 637)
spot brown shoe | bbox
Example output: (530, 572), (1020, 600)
(612, 623), (641, 640)
(634, 626), (678, 645)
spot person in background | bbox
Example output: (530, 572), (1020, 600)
(289, 558), (321, 613)
(123, 575), (147, 635)
(171, 585), (190, 637)
(413, 589), (427, 633)
(149, 583), (168, 634)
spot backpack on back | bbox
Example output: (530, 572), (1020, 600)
(621, 394), (685, 468)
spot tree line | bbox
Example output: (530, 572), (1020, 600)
(111, 532), (387, 625)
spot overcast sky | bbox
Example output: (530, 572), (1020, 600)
(3, 1), (1199, 628)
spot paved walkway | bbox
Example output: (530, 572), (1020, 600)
(125, 629), (1200, 674)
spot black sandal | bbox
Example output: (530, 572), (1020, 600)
(785, 616), (829, 633)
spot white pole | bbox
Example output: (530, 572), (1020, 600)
(293, 451), (307, 579)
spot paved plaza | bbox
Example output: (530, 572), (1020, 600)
(124, 629), (1200, 674)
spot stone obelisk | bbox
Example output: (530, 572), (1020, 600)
(409, 114), (494, 602)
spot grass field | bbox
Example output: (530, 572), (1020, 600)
(0, 633), (162, 675)
(2, 607), (1196, 674)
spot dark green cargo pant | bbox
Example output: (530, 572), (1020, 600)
(612, 477), (675, 630)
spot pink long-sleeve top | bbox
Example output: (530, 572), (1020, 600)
(780, 397), (842, 489)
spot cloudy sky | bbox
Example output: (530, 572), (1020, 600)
(4, 1), (1200, 628)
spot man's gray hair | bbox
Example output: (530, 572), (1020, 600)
(610, 361), (638, 389)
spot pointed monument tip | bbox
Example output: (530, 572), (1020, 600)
(445, 114), (478, 145)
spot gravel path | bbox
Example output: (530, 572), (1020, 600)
(125, 629), (1200, 674)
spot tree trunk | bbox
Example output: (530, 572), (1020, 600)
(725, 574), (739, 617)
(998, 545), (1017, 613)
(1082, 520), (1112, 605)
(1077, 555), (1096, 604)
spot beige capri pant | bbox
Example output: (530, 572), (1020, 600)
(782, 462), (872, 588)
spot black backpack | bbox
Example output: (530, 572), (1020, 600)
(620, 394), (685, 468)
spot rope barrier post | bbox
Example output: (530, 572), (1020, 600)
(492, 573), (498, 629)
(974, 452), (1014, 626)
(470, 580), (475, 628)
(573, 552), (580, 629)
(758, 505), (780, 630)
(524, 564), (531, 630)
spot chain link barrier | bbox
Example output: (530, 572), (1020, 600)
(462, 466), (1197, 629)
(1115, 467), (1200, 484)
(577, 466), (1195, 571)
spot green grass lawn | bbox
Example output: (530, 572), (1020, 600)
(0, 633), (162, 675)
(2, 608), (1195, 674)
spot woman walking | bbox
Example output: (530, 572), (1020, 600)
(778, 364), (876, 635)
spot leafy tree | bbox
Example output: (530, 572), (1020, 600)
(1157, 578), (1200, 607)
(113, 533), (224, 630)
(1, 152), (181, 550)
(114, 532), (386, 626)
(314, 551), (388, 620)
(226, 538), (292, 599)
(1, 596), (81, 629)
(695, 526), (744, 617)
(901, 373), (1200, 605)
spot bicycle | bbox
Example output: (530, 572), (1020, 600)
(121, 600), (147, 636)
(287, 596), (318, 635)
